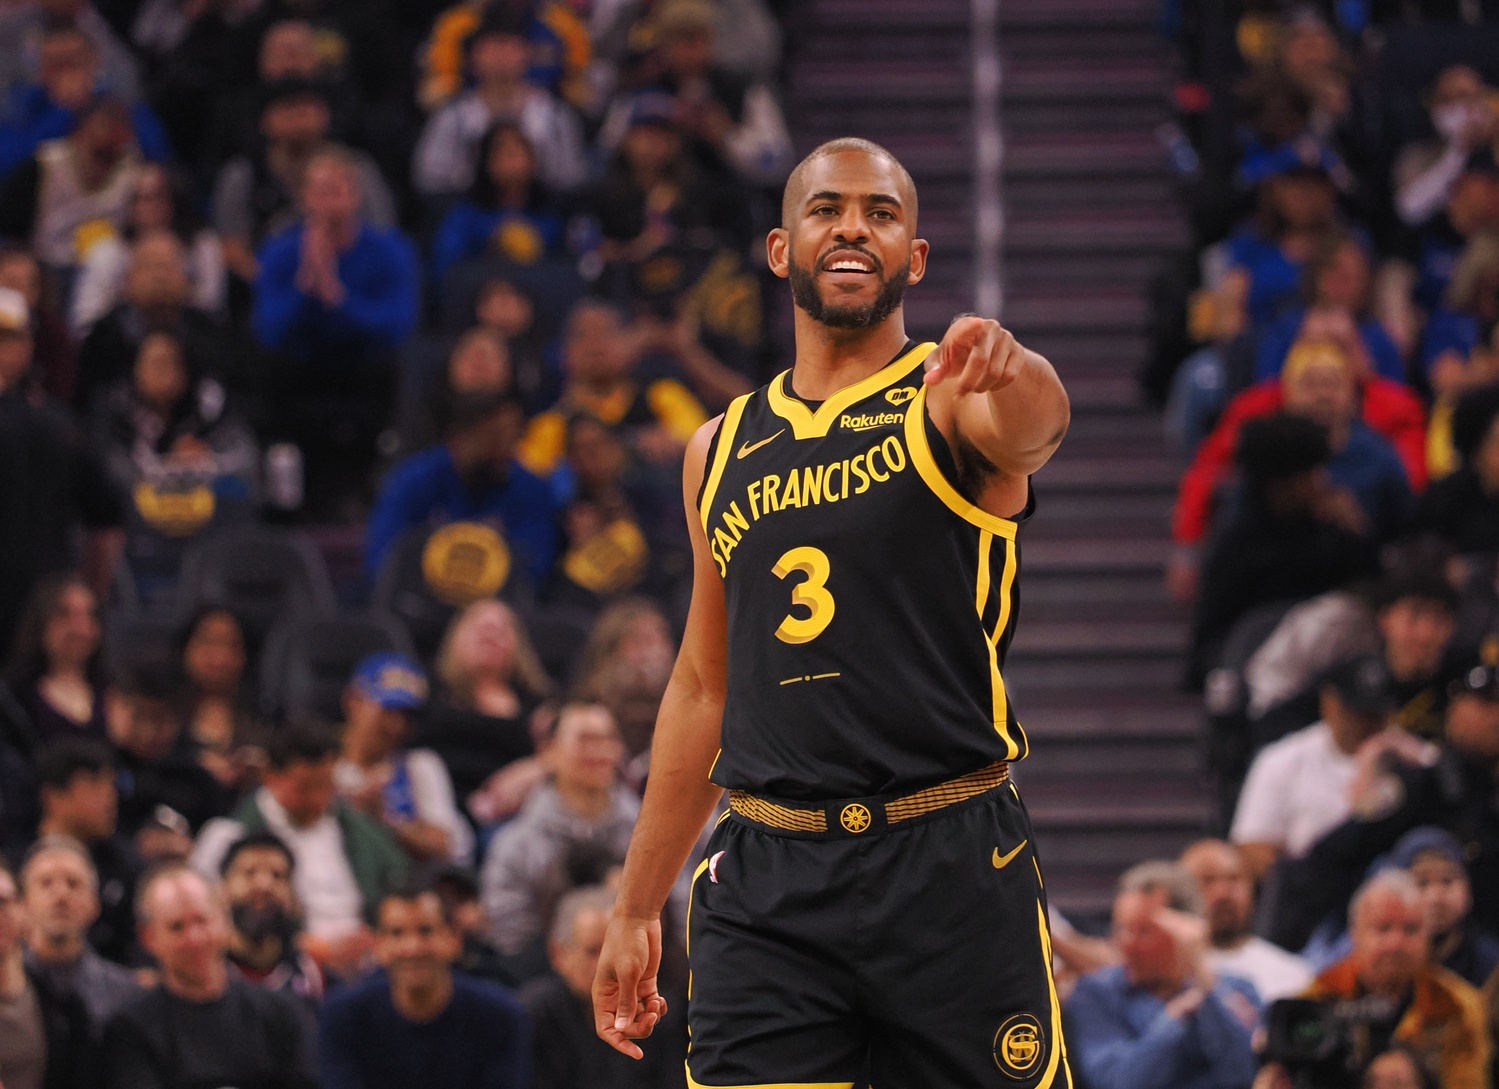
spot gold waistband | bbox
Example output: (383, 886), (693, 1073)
(727, 761), (1010, 834)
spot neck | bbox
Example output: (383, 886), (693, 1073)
(344, 733), (389, 768)
(165, 960), (229, 1003)
(37, 814), (86, 842)
(46, 663), (88, 683)
(554, 779), (611, 820)
(0, 949), (25, 999)
(391, 971), (453, 1022)
(32, 930), (85, 966)
(1328, 719), (1373, 755)
(789, 311), (910, 400)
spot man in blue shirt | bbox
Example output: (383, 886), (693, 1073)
(1064, 861), (1261, 1089)
(319, 882), (531, 1089)
(365, 391), (561, 589)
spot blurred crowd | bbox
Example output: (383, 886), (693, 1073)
(1126, 0), (1499, 1086)
(0, 0), (796, 1084)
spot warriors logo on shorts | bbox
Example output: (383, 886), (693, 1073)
(993, 1013), (1046, 1081)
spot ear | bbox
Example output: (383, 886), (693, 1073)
(906, 238), (930, 285)
(766, 228), (789, 280)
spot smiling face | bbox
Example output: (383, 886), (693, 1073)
(771, 147), (927, 331)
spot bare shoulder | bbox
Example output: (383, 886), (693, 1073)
(682, 414), (724, 503)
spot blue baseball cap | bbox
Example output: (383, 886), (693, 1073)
(350, 652), (428, 711)
(1237, 134), (1348, 189)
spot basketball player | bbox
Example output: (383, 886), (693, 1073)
(592, 137), (1073, 1089)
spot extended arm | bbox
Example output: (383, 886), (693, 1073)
(592, 418), (730, 1058)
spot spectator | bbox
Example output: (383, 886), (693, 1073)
(0, 247), (76, 402)
(1179, 839), (1313, 1002)
(176, 606), (258, 792)
(1359, 1048), (1439, 1089)
(479, 701), (636, 961)
(212, 81), (395, 285)
(1409, 382), (1499, 554)
(597, 0), (791, 186)
(192, 725), (408, 974)
(1063, 861), (1260, 1089)
(219, 832), (323, 1006)
(395, 327), (516, 459)
(364, 391), (562, 588)
(1389, 826), (1499, 989)
(521, 883), (665, 1089)
(19, 835), (137, 1029)
(470, 275), (556, 412)
(1411, 151), (1499, 318)
(103, 657), (227, 839)
(419, 600), (554, 815)
(334, 653), (474, 868)
(0, 853), (95, 1089)
(413, 10), (587, 199)
(253, 146), (419, 515)
(103, 863), (316, 1089)
(0, 290), (123, 662)
(1421, 229), (1499, 422)
(0, 95), (142, 283)
(517, 298), (708, 479)
(1188, 415), (1380, 684)
(0, 0), (143, 106)
(92, 330), (259, 508)
(33, 740), (140, 965)
(1232, 656), (1409, 878)
(74, 229), (235, 416)
(1300, 870), (1490, 1089)
(5, 573), (106, 743)
(572, 596), (677, 773)
(429, 122), (567, 286)
(319, 881), (531, 1089)
(1396, 66), (1499, 229)
(70, 162), (227, 334)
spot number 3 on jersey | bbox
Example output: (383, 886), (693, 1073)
(772, 546), (835, 644)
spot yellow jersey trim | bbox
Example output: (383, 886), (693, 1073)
(766, 342), (936, 439)
(991, 533), (1022, 759)
(698, 395), (752, 532)
(1034, 899), (1072, 1089)
(904, 385), (1019, 541)
(686, 1072), (854, 1089)
(685, 854), (713, 1005)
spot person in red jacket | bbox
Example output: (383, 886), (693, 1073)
(1170, 338), (1427, 601)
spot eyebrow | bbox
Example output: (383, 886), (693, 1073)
(805, 190), (904, 211)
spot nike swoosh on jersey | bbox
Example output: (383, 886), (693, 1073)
(736, 429), (786, 459)
(992, 840), (1028, 869)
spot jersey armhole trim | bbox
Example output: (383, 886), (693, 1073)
(905, 385), (1019, 541)
(697, 393), (752, 531)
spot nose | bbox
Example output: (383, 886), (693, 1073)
(832, 206), (870, 243)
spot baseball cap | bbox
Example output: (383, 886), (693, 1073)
(350, 652), (428, 710)
(1319, 655), (1396, 715)
(1450, 663), (1499, 701)
(1387, 826), (1465, 870)
(1238, 134), (1346, 189)
(0, 287), (30, 336)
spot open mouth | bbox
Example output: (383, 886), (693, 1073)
(819, 250), (879, 278)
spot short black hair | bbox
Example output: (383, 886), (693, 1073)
(36, 738), (116, 792)
(781, 137), (919, 231)
(376, 878), (456, 926)
(264, 722), (340, 771)
(1235, 413), (1330, 483)
(220, 831), (295, 877)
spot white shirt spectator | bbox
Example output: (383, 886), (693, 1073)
(70, 228), (226, 333)
(1231, 721), (1357, 858)
(413, 88), (588, 197)
(333, 748), (475, 867)
(1206, 937), (1315, 1003)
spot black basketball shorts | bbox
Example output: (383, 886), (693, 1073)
(685, 778), (1073, 1088)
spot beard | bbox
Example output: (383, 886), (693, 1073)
(788, 252), (910, 330)
(230, 900), (300, 953)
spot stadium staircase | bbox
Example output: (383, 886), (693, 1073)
(786, 0), (1213, 922)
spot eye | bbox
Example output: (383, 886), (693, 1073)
(870, 209), (895, 220)
(811, 205), (836, 216)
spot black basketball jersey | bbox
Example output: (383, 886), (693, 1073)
(696, 341), (1033, 800)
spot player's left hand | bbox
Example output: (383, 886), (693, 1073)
(923, 315), (1024, 396)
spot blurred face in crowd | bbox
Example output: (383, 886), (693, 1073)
(342, 690), (410, 762)
(1377, 597), (1454, 682)
(1409, 852), (1471, 939)
(1313, 241), (1369, 312)
(1447, 171), (1499, 237)
(485, 128), (536, 192)
(22, 847), (99, 952)
(222, 843), (301, 953)
(1444, 691), (1499, 761)
(375, 894), (460, 993)
(621, 121), (683, 177)
(617, 608), (676, 688)
(660, 26), (715, 77)
(260, 20), (320, 81)
(450, 601), (519, 683)
(1279, 19), (1341, 88)
(38, 29), (97, 110)
(1317, 688), (1387, 751)
(1267, 172), (1337, 232)
(261, 95), (330, 154)
(550, 905), (609, 1000)
(302, 155), (360, 225)
(1180, 841), (1254, 947)
(44, 582), (100, 673)
(0, 252), (42, 309)
(1429, 65), (1489, 138)
(126, 232), (190, 311)
(469, 30), (529, 84)
(42, 768), (116, 840)
(106, 690), (183, 762)
(1363, 1049), (1427, 1089)
(140, 870), (230, 997)
(183, 610), (246, 697)
(476, 279), (533, 338)
(1113, 888), (1181, 992)
(1283, 354), (1357, 433)
(130, 165), (176, 233)
(549, 704), (624, 795)
(567, 416), (627, 492)
(0, 326), (31, 391)
(0, 870), (23, 959)
(448, 330), (510, 395)
(1350, 887), (1428, 997)
(72, 103), (134, 189)
(133, 333), (188, 412)
(264, 756), (337, 828)
(564, 304), (631, 386)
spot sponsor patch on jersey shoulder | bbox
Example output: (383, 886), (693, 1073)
(885, 386), (917, 405)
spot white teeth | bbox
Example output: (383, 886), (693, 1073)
(829, 261), (870, 272)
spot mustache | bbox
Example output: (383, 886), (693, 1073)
(816, 245), (883, 275)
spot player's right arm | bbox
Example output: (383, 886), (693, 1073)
(594, 415), (730, 1059)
